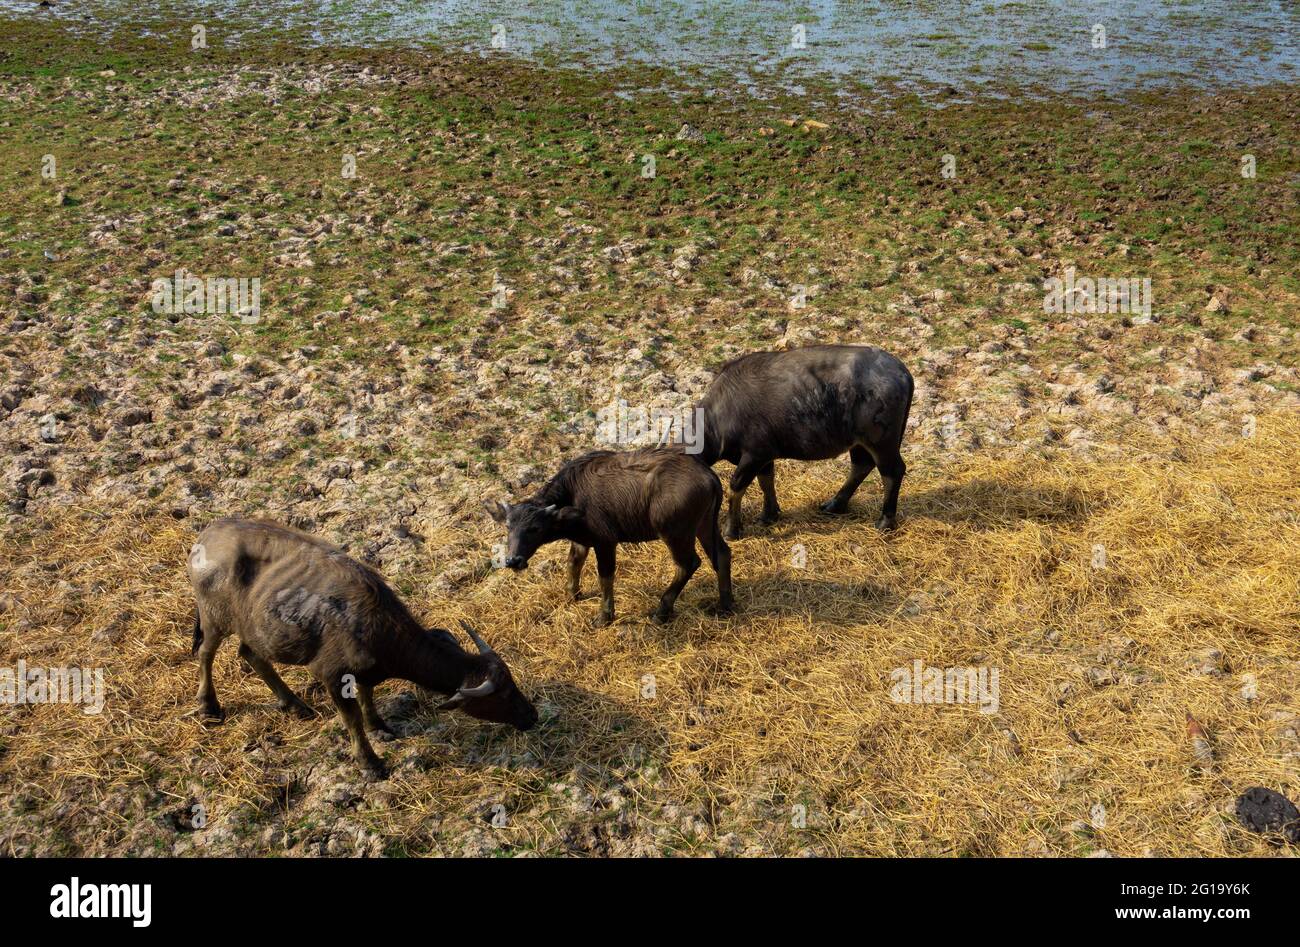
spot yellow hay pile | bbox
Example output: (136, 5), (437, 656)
(1, 413), (1297, 855)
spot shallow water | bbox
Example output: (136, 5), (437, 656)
(5, 0), (1297, 97)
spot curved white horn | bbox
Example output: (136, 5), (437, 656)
(457, 678), (497, 699)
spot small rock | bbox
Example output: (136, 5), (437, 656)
(674, 123), (706, 143)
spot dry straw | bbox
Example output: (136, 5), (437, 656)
(1, 412), (1297, 855)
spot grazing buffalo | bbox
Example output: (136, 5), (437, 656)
(695, 344), (914, 539)
(487, 448), (734, 625)
(187, 517), (537, 778)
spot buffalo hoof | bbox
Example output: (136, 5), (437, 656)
(185, 704), (225, 724)
(280, 698), (317, 720)
(759, 508), (781, 525)
(368, 727), (396, 742)
(723, 526), (743, 541)
(819, 499), (848, 515)
(649, 609), (673, 625)
(877, 516), (897, 532)
(594, 612), (615, 628)
(360, 758), (388, 782)
(709, 600), (736, 618)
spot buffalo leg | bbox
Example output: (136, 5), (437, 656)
(238, 642), (314, 719)
(874, 448), (906, 531)
(567, 542), (589, 601)
(696, 517), (735, 615)
(191, 620), (225, 722)
(757, 461), (781, 524)
(357, 682), (392, 736)
(821, 446), (876, 515)
(653, 535), (700, 624)
(594, 542), (617, 626)
(319, 669), (384, 778)
(725, 455), (763, 540)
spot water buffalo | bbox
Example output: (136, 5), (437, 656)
(187, 517), (538, 778)
(487, 448), (734, 625)
(695, 344), (913, 539)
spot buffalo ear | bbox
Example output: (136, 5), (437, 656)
(484, 499), (510, 524)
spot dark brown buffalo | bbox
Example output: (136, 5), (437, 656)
(487, 448), (734, 625)
(187, 518), (537, 778)
(695, 344), (914, 538)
